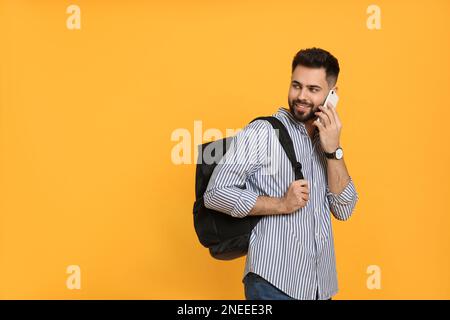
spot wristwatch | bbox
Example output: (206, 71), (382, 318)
(324, 147), (344, 160)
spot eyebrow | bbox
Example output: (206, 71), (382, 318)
(291, 80), (322, 90)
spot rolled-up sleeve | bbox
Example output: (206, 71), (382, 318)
(203, 120), (270, 218)
(326, 177), (359, 221)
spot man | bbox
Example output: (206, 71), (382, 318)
(204, 48), (358, 300)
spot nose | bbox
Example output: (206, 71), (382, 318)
(297, 88), (308, 102)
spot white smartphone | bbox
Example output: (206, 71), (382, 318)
(322, 89), (339, 109)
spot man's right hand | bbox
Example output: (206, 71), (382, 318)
(247, 180), (310, 217)
(281, 179), (310, 214)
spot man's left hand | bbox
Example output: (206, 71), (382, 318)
(312, 102), (342, 154)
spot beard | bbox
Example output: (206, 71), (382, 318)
(288, 99), (320, 123)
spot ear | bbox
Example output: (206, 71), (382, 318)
(333, 86), (339, 94)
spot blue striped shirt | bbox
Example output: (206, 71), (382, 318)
(203, 107), (358, 300)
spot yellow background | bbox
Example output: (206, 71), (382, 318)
(1, 0), (449, 299)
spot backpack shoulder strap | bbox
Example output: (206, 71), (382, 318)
(250, 116), (304, 180)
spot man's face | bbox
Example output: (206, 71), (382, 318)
(288, 65), (334, 123)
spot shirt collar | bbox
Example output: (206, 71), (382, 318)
(277, 107), (318, 138)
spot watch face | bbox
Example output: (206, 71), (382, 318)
(335, 148), (343, 159)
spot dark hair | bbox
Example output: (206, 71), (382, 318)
(291, 47), (340, 86)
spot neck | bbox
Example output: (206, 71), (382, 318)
(304, 119), (316, 138)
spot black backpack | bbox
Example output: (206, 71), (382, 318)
(193, 116), (304, 260)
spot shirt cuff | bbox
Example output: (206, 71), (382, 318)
(326, 178), (357, 206)
(230, 189), (259, 218)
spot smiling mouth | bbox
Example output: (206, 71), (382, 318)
(295, 103), (311, 111)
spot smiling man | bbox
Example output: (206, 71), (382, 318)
(204, 47), (359, 300)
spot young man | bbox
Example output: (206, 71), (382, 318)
(204, 48), (358, 300)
